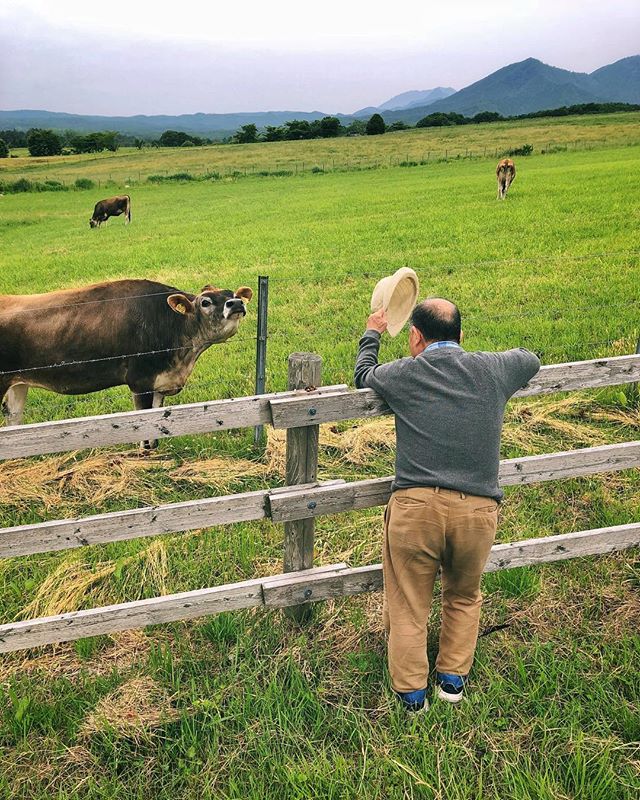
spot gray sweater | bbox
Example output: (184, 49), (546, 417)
(354, 332), (541, 501)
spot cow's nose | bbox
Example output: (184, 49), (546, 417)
(226, 299), (246, 314)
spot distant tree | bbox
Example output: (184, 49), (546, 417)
(27, 128), (63, 156)
(387, 120), (411, 131)
(158, 130), (204, 147)
(262, 125), (284, 142)
(316, 116), (343, 138)
(134, 138), (145, 150)
(366, 113), (386, 135)
(233, 124), (258, 144)
(0, 129), (27, 148)
(181, 139), (195, 147)
(472, 111), (503, 123)
(416, 112), (459, 128)
(282, 120), (314, 140)
(345, 119), (366, 136)
(0, 138), (9, 158)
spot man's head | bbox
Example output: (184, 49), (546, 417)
(409, 298), (462, 357)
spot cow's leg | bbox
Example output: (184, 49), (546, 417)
(1, 383), (29, 426)
(131, 389), (165, 451)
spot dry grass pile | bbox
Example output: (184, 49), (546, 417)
(81, 676), (180, 740)
(265, 417), (395, 475)
(0, 451), (173, 512)
(504, 395), (639, 454)
(21, 540), (170, 618)
(171, 455), (269, 491)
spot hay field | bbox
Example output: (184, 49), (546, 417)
(2, 110), (640, 185)
(0, 122), (639, 799)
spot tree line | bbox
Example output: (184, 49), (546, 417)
(1, 102), (637, 158)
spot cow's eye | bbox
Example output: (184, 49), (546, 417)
(201, 298), (212, 308)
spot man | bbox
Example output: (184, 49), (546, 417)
(354, 298), (540, 712)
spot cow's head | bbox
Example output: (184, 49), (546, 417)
(89, 218), (99, 228)
(166, 285), (253, 342)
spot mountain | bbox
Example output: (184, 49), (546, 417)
(380, 56), (640, 121)
(377, 87), (456, 111)
(0, 108), (356, 140)
(1, 56), (637, 137)
(353, 87), (455, 117)
(589, 56), (640, 103)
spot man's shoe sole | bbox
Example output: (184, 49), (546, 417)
(437, 687), (463, 704)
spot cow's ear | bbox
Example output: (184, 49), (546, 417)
(235, 286), (253, 303)
(200, 285), (220, 293)
(167, 294), (195, 315)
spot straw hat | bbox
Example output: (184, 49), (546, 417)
(370, 267), (420, 337)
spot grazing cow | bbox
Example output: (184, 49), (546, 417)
(90, 195), (131, 228)
(496, 158), (516, 199)
(0, 279), (252, 449)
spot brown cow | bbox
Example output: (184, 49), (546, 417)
(0, 279), (252, 449)
(90, 195), (131, 228)
(496, 158), (516, 199)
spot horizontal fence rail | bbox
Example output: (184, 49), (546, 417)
(0, 384), (347, 461)
(269, 355), (640, 428)
(2, 522), (639, 653)
(2, 440), (639, 559)
(0, 355), (639, 460)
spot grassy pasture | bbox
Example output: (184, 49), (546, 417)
(0, 128), (639, 798)
(2, 111), (640, 185)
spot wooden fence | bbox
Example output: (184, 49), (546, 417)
(1, 353), (640, 653)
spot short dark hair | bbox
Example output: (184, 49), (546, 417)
(410, 298), (461, 343)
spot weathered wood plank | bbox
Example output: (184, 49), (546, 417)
(2, 442), (637, 559)
(0, 384), (348, 461)
(0, 563), (345, 653)
(269, 441), (640, 522)
(0, 577), (265, 653)
(1, 522), (638, 652)
(485, 522), (640, 571)
(269, 355), (640, 429)
(0, 491), (269, 559)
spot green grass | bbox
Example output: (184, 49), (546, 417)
(0, 124), (639, 798)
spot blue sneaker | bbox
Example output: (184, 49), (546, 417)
(435, 672), (466, 704)
(394, 688), (428, 713)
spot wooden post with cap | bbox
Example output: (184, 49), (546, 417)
(282, 352), (322, 622)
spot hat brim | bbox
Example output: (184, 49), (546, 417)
(371, 267), (420, 337)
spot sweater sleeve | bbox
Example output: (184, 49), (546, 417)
(493, 348), (541, 396)
(354, 330), (411, 403)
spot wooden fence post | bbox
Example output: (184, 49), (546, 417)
(283, 352), (322, 622)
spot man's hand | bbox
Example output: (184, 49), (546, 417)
(367, 308), (388, 334)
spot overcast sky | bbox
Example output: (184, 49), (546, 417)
(1, 0), (638, 116)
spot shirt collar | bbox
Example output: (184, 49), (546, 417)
(424, 340), (463, 352)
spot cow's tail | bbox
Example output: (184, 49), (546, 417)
(125, 195), (131, 223)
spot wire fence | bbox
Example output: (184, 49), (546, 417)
(1, 252), (638, 425)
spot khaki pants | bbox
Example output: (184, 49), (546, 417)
(383, 486), (498, 693)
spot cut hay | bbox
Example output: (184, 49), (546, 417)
(21, 541), (171, 618)
(81, 676), (180, 740)
(171, 455), (269, 491)
(0, 450), (173, 512)
(265, 417), (395, 476)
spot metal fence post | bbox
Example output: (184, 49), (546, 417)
(283, 352), (322, 623)
(253, 276), (269, 446)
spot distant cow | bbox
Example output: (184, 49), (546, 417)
(90, 195), (131, 228)
(0, 279), (252, 449)
(496, 158), (516, 199)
